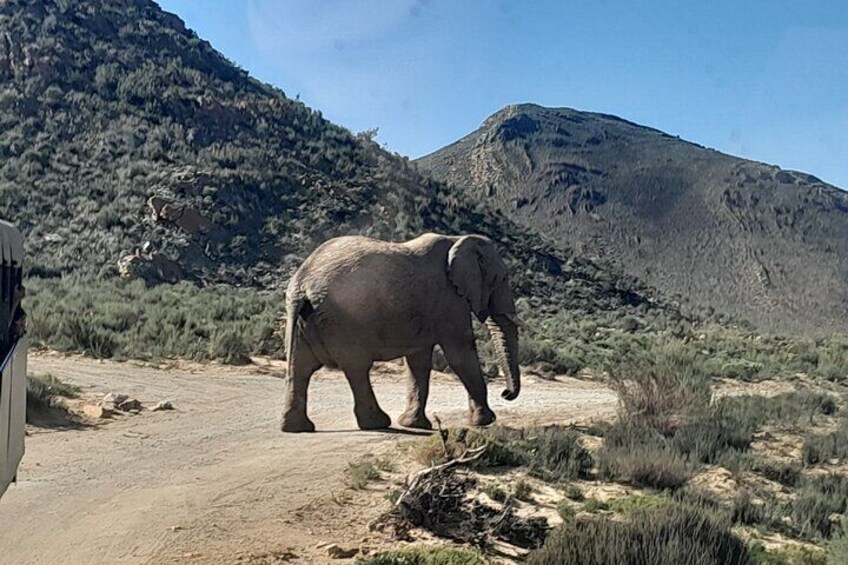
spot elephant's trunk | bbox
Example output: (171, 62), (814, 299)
(485, 314), (520, 400)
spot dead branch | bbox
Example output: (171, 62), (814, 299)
(393, 445), (487, 508)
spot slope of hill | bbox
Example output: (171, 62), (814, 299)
(417, 104), (848, 333)
(0, 1), (677, 326)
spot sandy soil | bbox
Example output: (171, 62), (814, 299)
(0, 354), (615, 564)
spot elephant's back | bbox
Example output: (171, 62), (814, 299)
(295, 236), (428, 299)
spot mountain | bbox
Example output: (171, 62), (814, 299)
(0, 1), (680, 326)
(417, 104), (848, 333)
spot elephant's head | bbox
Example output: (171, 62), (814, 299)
(448, 235), (521, 401)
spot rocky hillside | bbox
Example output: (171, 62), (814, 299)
(0, 1), (678, 324)
(417, 104), (848, 333)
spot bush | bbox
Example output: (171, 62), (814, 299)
(346, 461), (381, 490)
(804, 420), (848, 465)
(749, 542), (826, 565)
(719, 391), (838, 429)
(607, 341), (711, 435)
(356, 546), (484, 565)
(597, 424), (693, 490)
(750, 458), (802, 488)
(27, 277), (284, 363)
(670, 403), (754, 464)
(731, 492), (783, 529)
(513, 479), (533, 501)
(529, 503), (751, 565)
(557, 501), (576, 519)
(519, 337), (583, 375)
(417, 426), (593, 482)
(600, 341), (837, 491)
(563, 483), (584, 501)
(480, 484), (507, 503)
(607, 494), (673, 515)
(26, 373), (80, 411)
(582, 499), (609, 513)
(793, 475), (848, 540)
(828, 519), (848, 564)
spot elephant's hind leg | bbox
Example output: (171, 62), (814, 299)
(282, 335), (321, 433)
(343, 363), (391, 430)
(399, 347), (434, 429)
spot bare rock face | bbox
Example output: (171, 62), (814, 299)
(118, 249), (185, 284)
(148, 196), (214, 237)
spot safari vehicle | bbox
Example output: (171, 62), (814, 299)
(0, 220), (25, 501)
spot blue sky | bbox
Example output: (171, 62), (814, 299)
(159, 1), (848, 189)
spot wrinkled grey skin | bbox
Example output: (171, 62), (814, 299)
(282, 233), (521, 433)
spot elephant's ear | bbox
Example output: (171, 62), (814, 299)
(448, 236), (487, 318)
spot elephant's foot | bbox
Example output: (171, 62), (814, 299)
(398, 410), (433, 430)
(468, 406), (496, 427)
(281, 411), (316, 433)
(355, 407), (392, 430)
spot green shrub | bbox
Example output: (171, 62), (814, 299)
(719, 391), (838, 429)
(519, 337), (583, 375)
(27, 277), (283, 363)
(520, 426), (594, 481)
(804, 420), (848, 465)
(346, 461), (381, 490)
(597, 424), (693, 489)
(749, 542), (826, 565)
(720, 360), (765, 381)
(793, 474), (848, 539)
(557, 501), (577, 519)
(582, 499), (609, 513)
(427, 426), (593, 482)
(563, 483), (584, 501)
(26, 373), (80, 411)
(207, 326), (252, 364)
(356, 546), (484, 565)
(607, 341), (711, 435)
(731, 492), (785, 529)
(828, 518), (848, 564)
(670, 403), (754, 464)
(58, 314), (118, 358)
(513, 479), (533, 501)
(750, 458), (802, 488)
(607, 494), (673, 515)
(529, 503), (751, 565)
(481, 484), (507, 503)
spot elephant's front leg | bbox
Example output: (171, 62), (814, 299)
(399, 347), (434, 429)
(343, 363), (392, 430)
(441, 339), (496, 427)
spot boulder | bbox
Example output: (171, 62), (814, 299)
(148, 196), (213, 236)
(83, 405), (113, 419)
(118, 250), (184, 284)
(102, 393), (128, 406)
(116, 398), (143, 412)
(150, 400), (174, 412)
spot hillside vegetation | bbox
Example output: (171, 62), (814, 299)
(417, 104), (848, 334)
(0, 0), (680, 338)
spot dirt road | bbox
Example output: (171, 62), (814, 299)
(0, 355), (615, 564)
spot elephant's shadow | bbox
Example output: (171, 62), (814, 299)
(312, 426), (432, 436)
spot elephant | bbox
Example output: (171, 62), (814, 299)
(281, 233), (521, 433)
